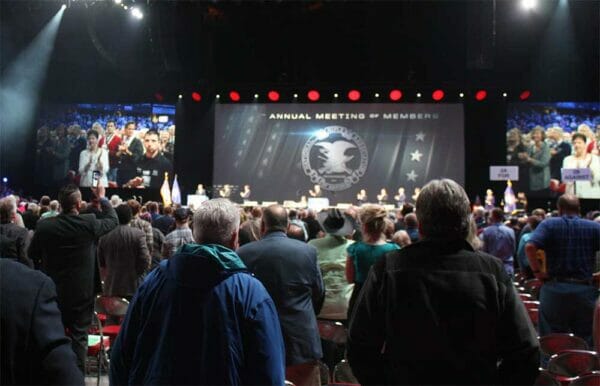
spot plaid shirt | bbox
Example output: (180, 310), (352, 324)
(162, 227), (194, 259)
(528, 215), (600, 279)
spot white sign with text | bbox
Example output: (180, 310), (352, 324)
(490, 166), (519, 181)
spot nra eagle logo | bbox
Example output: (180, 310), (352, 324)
(302, 126), (368, 191)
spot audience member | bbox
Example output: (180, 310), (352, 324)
(287, 223), (307, 241)
(0, 196), (33, 268)
(78, 130), (109, 188)
(237, 205), (324, 386)
(40, 200), (60, 219)
(153, 205), (175, 236)
(116, 121), (144, 187)
(289, 209), (308, 241)
(403, 213), (419, 243)
(346, 204), (399, 321)
(162, 208), (193, 259)
(127, 199), (153, 255)
(0, 259), (83, 385)
(392, 230), (411, 248)
(526, 194), (600, 346)
(97, 204), (150, 299)
(28, 184), (118, 373)
(309, 209), (355, 321)
(347, 178), (540, 385)
(516, 215), (543, 279)
(22, 202), (40, 230)
(304, 209), (323, 241)
(110, 199), (285, 385)
(480, 208), (516, 277)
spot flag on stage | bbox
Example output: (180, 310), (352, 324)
(504, 180), (516, 214)
(171, 174), (181, 205)
(160, 172), (172, 207)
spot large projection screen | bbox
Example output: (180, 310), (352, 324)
(214, 103), (464, 204)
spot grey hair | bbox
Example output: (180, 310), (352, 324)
(193, 198), (240, 245)
(49, 200), (60, 211)
(416, 179), (471, 240)
(0, 195), (17, 223)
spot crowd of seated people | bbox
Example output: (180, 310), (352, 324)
(1, 181), (599, 385)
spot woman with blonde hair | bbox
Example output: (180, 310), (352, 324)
(345, 204), (399, 320)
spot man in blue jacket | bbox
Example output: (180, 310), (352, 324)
(110, 198), (285, 385)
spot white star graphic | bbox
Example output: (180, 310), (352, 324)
(407, 170), (418, 181)
(410, 150), (423, 162)
(416, 132), (425, 141)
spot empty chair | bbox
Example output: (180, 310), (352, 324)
(523, 300), (541, 311)
(569, 371), (600, 386)
(86, 312), (111, 386)
(94, 295), (129, 343)
(539, 334), (589, 357)
(534, 369), (561, 386)
(548, 350), (600, 379)
(333, 359), (359, 385)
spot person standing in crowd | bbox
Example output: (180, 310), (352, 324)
(480, 208), (516, 277)
(124, 129), (173, 189)
(345, 204), (399, 321)
(526, 194), (600, 347)
(521, 126), (551, 196)
(78, 130), (109, 188)
(1, 259), (84, 385)
(116, 121), (144, 187)
(309, 208), (355, 321)
(516, 215), (543, 279)
(0, 195), (33, 268)
(237, 205), (324, 386)
(392, 230), (411, 248)
(578, 123), (598, 155)
(403, 213), (420, 243)
(239, 184), (251, 202)
(67, 125), (87, 171)
(103, 120), (122, 183)
(159, 129), (174, 163)
(50, 125), (72, 186)
(152, 206), (175, 236)
(562, 132), (600, 199)
(289, 209), (308, 242)
(162, 208), (194, 259)
(303, 209), (323, 241)
(546, 126), (571, 181)
(21, 202), (40, 231)
(28, 184), (118, 374)
(40, 200), (60, 219)
(97, 204), (150, 299)
(348, 179), (539, 385)
(110, 199), (285, 385)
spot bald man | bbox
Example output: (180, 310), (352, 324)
(526, 194), (600, 346)
(237, 205), (324, 386)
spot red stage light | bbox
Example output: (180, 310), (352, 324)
(348, 90), (361, 101)
(475, 90), (487, 101)
(229, 91), (241, 102)
(389, 89), (403, 101)
(268, 90), (280, 102)
(307, 90), (320, 102)
(191, 92), (202, 102)
(432, 89), (445, 101)
(154, 92), (164, 102)
(520, 90), (531, 100)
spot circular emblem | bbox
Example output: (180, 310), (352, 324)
(301, 126), (368, 191)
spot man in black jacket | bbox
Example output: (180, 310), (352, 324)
(28, 184), (118, 374)
(0, 259), (83, 385)
(347, 178), (540, 385)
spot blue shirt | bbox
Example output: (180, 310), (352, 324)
(528, 215), (600, 279)
(481, 223), (516, 275)
(516, 232), (532, 270)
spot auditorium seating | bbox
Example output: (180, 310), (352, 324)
(547, 350), (600, 384)
(569, 371), (600, 386)
(94, 295), (130, 344)
(539, 334), (589, 358)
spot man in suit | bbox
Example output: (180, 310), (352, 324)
(98, 204), (150, 299)
(0, 259), (83, 385)
(237, 205), (325, 386)
(116, 121), (144, 187)
(28, 184), (118, 374)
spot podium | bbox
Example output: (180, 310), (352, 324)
(308, 197), (329, 212)
(187, 194), (208, 209)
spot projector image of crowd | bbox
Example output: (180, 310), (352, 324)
(35, 117), (175, 190)
(1, 176), (599, 385)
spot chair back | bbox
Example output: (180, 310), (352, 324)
(569, 371), (600, 386)
(523, 300), (540, 311)
(548, 350), (600, 378)
(333, 359), (359, 384)
(534, 369), (561, 386)
(95, 295), (130, 317)
(317, 320), (347, 345)
(539, 334), (589, 357)
(318, 360), (330, 385)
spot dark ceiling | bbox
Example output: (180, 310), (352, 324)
(1, 0), (599, 101)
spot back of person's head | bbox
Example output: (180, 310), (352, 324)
(531, 208), (546, 217)
(115, 204), (132, 225)
(174, 208), (190, 224)
(287, 223), (306, 241)
(490, 208), (504, 223)
(49, 200), (59, 212)
(528, 215), (543, 231)
(193, 198), (240, 247)
(289, 209), (298, 220)
(110, 194), (122, 207)
(147, 201), (158, 213)
(39, 196), (51, 207)
(392, 230), (411, 247)
(27, 202), (39, 213)
(251, 206), (262, 219)
(416, 179), (471, 240)
(262, 205), (289, 233)
(0, 196), (17, 224)
(58, 185), (81, 213)
(163, 206), (174, 216)
(359, 204), (387, 237)
(127, 199), (141, 216)
(384, 217), (395, 240)
(401, 203), (414, 217)
(404, 213), (418, 228)
(557, 194), (580, 215)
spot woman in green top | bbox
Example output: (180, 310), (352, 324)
(345, 204), (399, 321)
